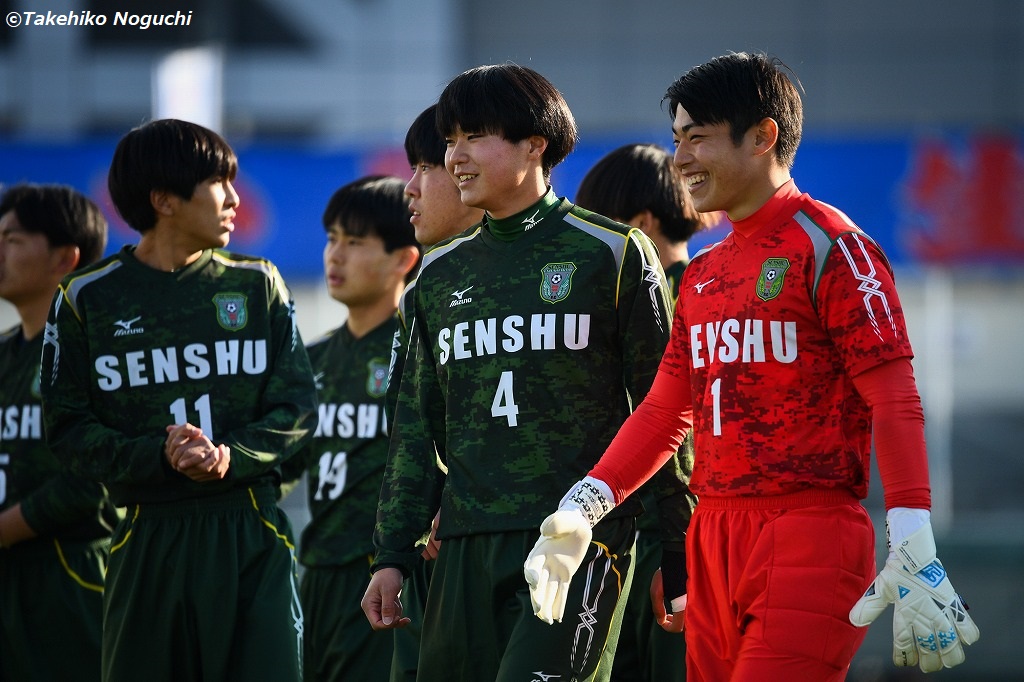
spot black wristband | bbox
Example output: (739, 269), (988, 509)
(660, 547), (688, 606)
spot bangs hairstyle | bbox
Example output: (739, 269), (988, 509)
(0, 183), (108, 266)
(405, 104), (446, 167)
(664, 52), (804, 169)
(108, 119), (238, 233)
(322, 175), (418, 254)
(435, 63), (578, 176)
(575, 144), (708, 245)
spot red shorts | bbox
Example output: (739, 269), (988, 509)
(684, 489), (876, 682)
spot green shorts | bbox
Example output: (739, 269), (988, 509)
(416, 517), (635, 682)
(103, 486), (303, 682)
(390, 558), (434, 682)
(0, 536), (108, 681)
(301, 559), (394, 682)
(610, 529), (686, 681)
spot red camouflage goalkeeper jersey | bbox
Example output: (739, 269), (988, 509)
(658, 180), (914, 498)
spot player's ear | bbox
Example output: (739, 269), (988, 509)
(526, 135), (549, 160)
(150, 189), (178, 216)
(752, 118), (779, 158)
(52, 244), (81, 276)
(395, 245), (421, 279)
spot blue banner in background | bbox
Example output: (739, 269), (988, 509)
(4, 132), (1023, 282)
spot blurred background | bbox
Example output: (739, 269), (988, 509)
(2, 1), (1021, 679)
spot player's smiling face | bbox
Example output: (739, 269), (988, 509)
(404, 160), (482, 246)
(444, 126), (541, 219)
(671, 104), (763, 221)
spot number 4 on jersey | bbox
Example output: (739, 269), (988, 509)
(492, 371), (520, 427)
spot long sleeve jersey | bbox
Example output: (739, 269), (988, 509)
(281, 320), (394, 568)
(374, 191), (693, 574)
(40, 246), (318, 506)
(592, 181), (928, 507)
(0, 327), (120, 540)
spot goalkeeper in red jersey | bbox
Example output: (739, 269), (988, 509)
(525, 52), (979, 681)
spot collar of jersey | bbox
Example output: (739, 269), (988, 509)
(731, 179), (802, 239)
(121, 244), (215, 278)
(484, 188), (560, 243)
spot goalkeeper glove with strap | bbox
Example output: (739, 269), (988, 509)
(523, 476), (615, 624)
(849, 508), (980, 672)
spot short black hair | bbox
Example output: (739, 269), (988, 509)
(575, 144), (706, 245)
(108, 119), (238, 233)
(405, 104), (445, 167)
(0, 183), (108, 265)
(322, 175), (421, 279)
(664, 52), (803, 169)
(436, 63), (578, 178)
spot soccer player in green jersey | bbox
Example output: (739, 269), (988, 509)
(280, 175), (421, 682)
(386, 104), (484, 682)
(362, 64), (692, 682)
(0, 183), (117, 682)
(575, 143), (707, 682)
(39, 119), (319, 682)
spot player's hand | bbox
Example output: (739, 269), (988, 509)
(361, 567), (411, 630)
(164, 423), (202, 468)
(650, 568), (686, 633)
(165, 424), (231, 481)
(178, 444), (230, 482)
(524, 508), (592, 624)
(850, 520), (979, 672)
(421, 512), (442, 561)
(523, 476), (616, 624)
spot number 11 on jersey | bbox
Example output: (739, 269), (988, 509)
(169, 394), (214, 440)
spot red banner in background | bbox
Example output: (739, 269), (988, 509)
(900, 134), (1024, 263)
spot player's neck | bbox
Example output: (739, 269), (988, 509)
(653, 235), (689, 271)
(724, 168), (792, 223)
(134, 232), (205, 272)
(15, 297), (50, 340)
(344, 293), (401, 339)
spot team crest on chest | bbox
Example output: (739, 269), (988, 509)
(540, 262), (576, 304)
(756, 258), (790, 301)
(366, 358), (389, 398)
(213, 293), (248, 331)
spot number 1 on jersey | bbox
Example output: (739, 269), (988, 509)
(169, 393), (214, 440)
(710, 377), (722, 436)
(491, 370), (520, 427)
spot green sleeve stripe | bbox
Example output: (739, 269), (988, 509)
(794, 208), (879, 303)
(63, 260), (123, 317)
(794, 210), (835, 301)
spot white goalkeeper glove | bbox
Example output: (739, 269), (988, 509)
(849, 508), (979, 673)
(523, 476), (615, 624)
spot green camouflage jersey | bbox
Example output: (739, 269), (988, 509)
(281, 320), (395, 567)
(384, 282), (416, 427)
(638, 257), (695, 536)
(664, 259), (687, 304)
(0, 327), (120, 540)
(40, 246), (318, 507)
(375, 191), (690, 573)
